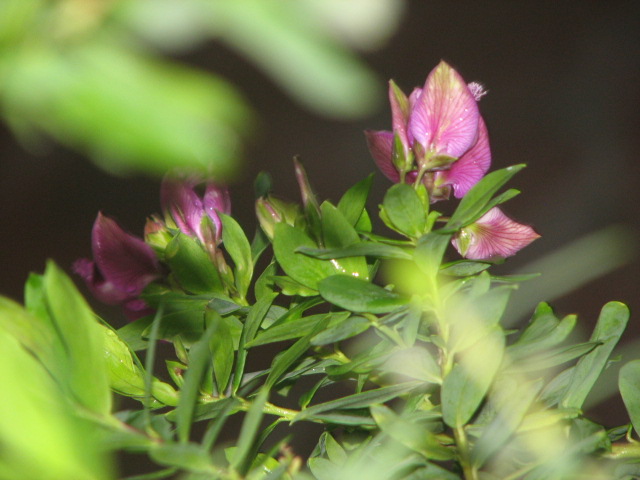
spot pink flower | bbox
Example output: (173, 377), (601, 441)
(451, 207), (540, 260)
(73, 212), (160, 318)
(161, 174), (231, 245)
(365, 61), (491, 201)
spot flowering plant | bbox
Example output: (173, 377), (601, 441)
(1, 62), (638, 480)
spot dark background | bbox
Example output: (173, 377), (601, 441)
(1, 0), (639, 428)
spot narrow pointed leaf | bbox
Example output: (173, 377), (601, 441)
(560, 301), (629, 409)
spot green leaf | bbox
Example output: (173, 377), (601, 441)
(471, 379), (542, 467)
(254, 261), (277, 301)
(207, 311), (235, 395)
(620, 360), (640, 437)
(382, 183), (426, 237)
(175, 312), (219, 443)
(414, 232), (452, 279)
(311, 315), (370, 345)
(320, 201), (369, 279)
(380, 347), (441, 383)
(165, 233), (223, 294)
(560, 301), (629, 409)
(220, 213), (253, 299)
(440, 260), (492, 277)
(42, 261), (111, 415)
(505, 342), (600, 374)
(232, 292), (277, 394)
(442, 328), (505, 428)
(319, 275), (408, 314)
(444, 164), (526, 231)
(149, 442), (218, 474)
(230, 388), (269, 475)
(295, 382), (421, 421)
(248, 312), (348, 347)
(297, 242), (412, 261)
(338, 174), (374, 226)
(272, 223), (336, 290)
(371, 405), (453, 461)
(265, 316), (331, 389)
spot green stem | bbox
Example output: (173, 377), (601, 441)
(364, 313), (406, 347)
(455, 426), (478, 480)
(605, 441), (640, 459)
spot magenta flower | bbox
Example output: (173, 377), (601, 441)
(161, 174), (231, 245)
(451, 207), (540, 260)
(73, 212), (160, 318)
(365, 61), (491, 200)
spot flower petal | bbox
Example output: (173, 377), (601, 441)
(161, 175), (204, 237)
(365, 130), (400, 182)
(203, 182), (231, 241)
(409, 61), (480, 158)
(388, 80), (410, 155)
(436, 116), (491, 198)
(90, 212), (160, 296)
(452, 208), (540, 260)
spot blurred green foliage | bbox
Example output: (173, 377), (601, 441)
(0, 0), (404, 177)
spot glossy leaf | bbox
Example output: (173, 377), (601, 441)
(319, 275), (408, 314)
(272, 223), (336, 290)
(320, 201), (369, 279)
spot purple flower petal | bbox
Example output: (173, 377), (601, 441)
(161, 176), (204, 238)
(74, 213), (160, 307)
(203, 182), (231, 242)
(365, 130), (400, 182)
(452, 207), (540, 260)
(436, 116), (491, 198)
(409, 61), (480, 159)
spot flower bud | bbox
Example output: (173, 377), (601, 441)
(144, 215), (172, 254)
(256, 196), (300, 240)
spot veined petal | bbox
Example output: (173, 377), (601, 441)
(452, 207), (540, 260)
(365, 130), (400, 182)
(436, 116), (491, 198)
(409, 61), (480, 159)
(90, 212), (160, 296)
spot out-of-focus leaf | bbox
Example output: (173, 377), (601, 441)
(620, 360), (640, 437)
(560, 302), (629, 409)
(0, 329), (113, 480)
(442, 329), (505, 428)
(2, 40), (249, 176)
(371, 405), (453, 461)
(42, 261), (111, 415)
(205, 0), (381, 118)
